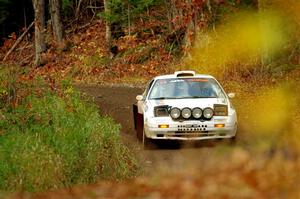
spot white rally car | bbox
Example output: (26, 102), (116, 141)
(133, 71), (237, 148)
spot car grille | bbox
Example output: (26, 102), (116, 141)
(177, 124), (208, 131)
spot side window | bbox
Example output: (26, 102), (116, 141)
(143, 79), (154, 99)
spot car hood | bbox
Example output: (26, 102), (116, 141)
(147, 98), (228, 109)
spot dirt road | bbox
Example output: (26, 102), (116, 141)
(77, 85), (228, 174)
(9, 85), (299, 199)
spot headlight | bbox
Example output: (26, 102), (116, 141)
(192, 108), (202, 119)
(203, 108), (214, 119)
(181, 108), (192, 119)
(214, 104), (228, 116)
(154, 106), (169, 117)
(170, 107), (181, 119)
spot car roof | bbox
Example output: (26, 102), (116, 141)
(153, 71), (215, 80)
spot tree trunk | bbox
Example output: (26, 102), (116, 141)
(257, 0), (270, 68)
(164, 0), (172, 33)
(33, 0), (46, 66)
(50, 0), (64, 48)
(75, 0), (83, 20)
(127, 3), (131, 36)
(183, 0), (195, 57)
(103, 0), (112, 57)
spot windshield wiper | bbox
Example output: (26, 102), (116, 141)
(151, 96), (216, 100)
(151, 97), (178, 100)
(179, 96), (217, 99)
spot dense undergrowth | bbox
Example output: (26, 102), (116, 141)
(0, 67), (138, 192)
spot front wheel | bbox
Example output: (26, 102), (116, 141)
(143, 129), (154, 150)
(229, 135), (237, 144)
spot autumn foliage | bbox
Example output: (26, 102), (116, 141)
(1, 0), (300, 197)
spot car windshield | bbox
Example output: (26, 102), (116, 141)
(148, 78), (226, 100)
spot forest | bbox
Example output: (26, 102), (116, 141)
(0, 0), (300, 198)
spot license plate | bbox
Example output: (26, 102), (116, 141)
(185, 124), (199, 128)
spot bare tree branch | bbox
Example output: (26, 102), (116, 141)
(3, 22), (34, 61)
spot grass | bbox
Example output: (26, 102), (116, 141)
(0, 68), (138, 192)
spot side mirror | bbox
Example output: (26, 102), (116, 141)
(228, 93), (235, 99)
(136, 95), (144, 101)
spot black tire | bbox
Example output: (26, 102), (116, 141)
(217, 136), (236, 144)
(137, 126), (143, 141)
(229, 136), (237, 144)
(133, 104), (143, 141)
(143, 130), (154, 150)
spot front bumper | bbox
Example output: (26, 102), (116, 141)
(144, 116), (237, 141)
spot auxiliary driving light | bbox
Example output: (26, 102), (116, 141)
(203, 108), (214, 119)
(181, 108), (192, 119)
(192, 108), (202, 119)
(170, 107), (181, 119)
